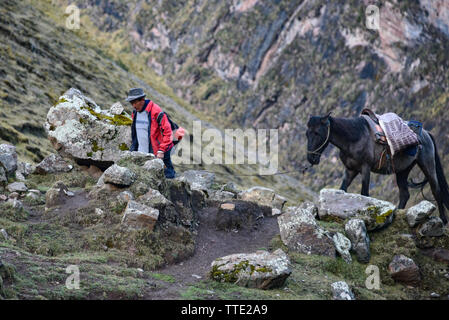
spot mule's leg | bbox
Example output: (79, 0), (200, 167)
(417, 161), (447, 224)
(396, 165), (414, 209)
(361, 164), (371, 196)
(340, 169), (358, 192)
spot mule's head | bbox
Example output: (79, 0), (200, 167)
(306, 113), (331, 165)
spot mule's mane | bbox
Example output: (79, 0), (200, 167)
(330, 116), (368, 143)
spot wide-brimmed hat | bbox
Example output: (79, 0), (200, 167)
(125, 88), (146, 102)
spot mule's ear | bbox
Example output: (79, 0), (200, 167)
(321, 111), (332, 124)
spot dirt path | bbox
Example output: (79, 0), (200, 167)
(147, 207), (280, 299)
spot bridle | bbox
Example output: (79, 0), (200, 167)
(307, 122), (331, 156)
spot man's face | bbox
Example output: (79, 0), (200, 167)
(131, 98), (145, 112)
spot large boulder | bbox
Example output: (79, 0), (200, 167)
(277, 206), (335, 257)
(345, 219), (371, 263)
(44, 88), (132, 165)
(210, 249), (291, 289)
(318, 189), (396, 231)
(35, 154), (73, 175)
(406, 201), (436, 227)
(121, 200), (159, 231)
(0, 144), (18, 176)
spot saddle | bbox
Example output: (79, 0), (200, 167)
(361, 108), (422, 172)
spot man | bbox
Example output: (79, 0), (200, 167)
(126, 88), (176, 179)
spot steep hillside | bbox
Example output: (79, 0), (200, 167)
(0, 0), (314, 203)
(64, 0), (449, 204)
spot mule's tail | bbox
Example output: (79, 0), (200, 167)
(429, 133), (449, 210)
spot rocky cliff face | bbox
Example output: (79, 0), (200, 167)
(67, 0), (449, 201)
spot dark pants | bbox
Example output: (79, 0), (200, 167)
(163, 147), (176, 179)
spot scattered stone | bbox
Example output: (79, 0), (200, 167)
(117, 191), (134, 203)
(210, 190), (236, 201)
(181, 170), (215, 193)
(430, 292), (440, 298)
(110, 102), (124, 115)
(64, 190), (75, 197)
(0, 229), (8, 240)
(331, 281), (355, 300)
(220, 182), (240, 194)
(277, 206), (335, 257)
(425, 248), (449, 264)
(220, 203), (236, 210)
(6, 182), (28, 193)
(0, 194), (7, 201)
(210, 249), (291, 289)
(213, 200), (270, 231)
(95, 208), (104, 216)
(35, 154), (73, 174)
(332, 232), (352, 263)
(0, 144), (18, 175)
(102, 164), (136, 187)
(417, 217), (444, 237)
(406, 200), (436, 227)
(388, 255), (421, 286)
(17, 162), (35, 178)
(319, 189), (396, 230)
(121, 200), (159, 231)
(238, 186), (287, 212)
(8, 192), (19, 199)
(6, 198), (23, 210)
(271, 208), (282, 216)
(0, 166), (6, 185)
(345, 219), (371, 263)
(45, 181), (70, 208)
(192, 274), (202, 279)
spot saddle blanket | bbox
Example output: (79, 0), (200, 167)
(378, 113), (419, 156)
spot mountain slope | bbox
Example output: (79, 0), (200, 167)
(65, 0), (449, 204)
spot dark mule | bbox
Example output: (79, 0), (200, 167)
(306, 113), (449, 224)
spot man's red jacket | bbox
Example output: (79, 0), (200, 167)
(130, 100), (174, 154)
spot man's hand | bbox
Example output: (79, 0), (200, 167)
(157, 151), (164, 159)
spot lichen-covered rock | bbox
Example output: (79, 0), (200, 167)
(210, 249), (291, 289)
(6, 182), (28, 193)
(388, 254), (421, 286)
(0, 144), (18, 176)
(35, 153), (73, 175)
(331, 281), (355, 300)
(143, 159), (165, 172)
(117, 191), (134, 203)
(180, 170), (215, 193)
(238, 186), (287, 212)
(44, 88), (132, 165)
(417, 217), (444, 237)
(332, 232), (352, 263)
(121, 200), (159, 231)
(17, 161), (35, 178)
(277, 206), (335, 257)
(319, 189), (396, 231)
(220, 182), (240, 195)
(102, 164), (136, 187)
(345, 219), (371, 263)
(406, 200), (436, 227)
